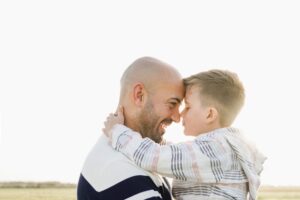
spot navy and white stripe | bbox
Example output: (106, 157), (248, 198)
(78, 174), (170, 200)
(78, 135), (171, 200)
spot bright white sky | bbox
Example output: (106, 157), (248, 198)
(1, 1), (300, 186)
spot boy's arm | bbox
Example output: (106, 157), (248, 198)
(111, 124), (227, 182)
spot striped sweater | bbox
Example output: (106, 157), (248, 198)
(110, 125), (266, 200)
(77, 135), (171, 200)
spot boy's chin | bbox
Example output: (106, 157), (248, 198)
(184, 130), (198, 137)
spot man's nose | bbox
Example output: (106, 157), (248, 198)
(171, 110), (181, 123)
(180, 110), (184, 116)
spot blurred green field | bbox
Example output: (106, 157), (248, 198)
(258, 187), (300, 200)
(1, 187), (300, 200)
(259, 192), (300, 200)
(0, 188), (76, 200)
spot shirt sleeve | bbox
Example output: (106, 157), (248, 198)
(110, 124), (230, 183)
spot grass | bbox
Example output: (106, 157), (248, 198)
(0, 188), (76, 200)
(0, 186), (300, 200)
(259, 192), (300, 200)
(258, 186), (300, 200)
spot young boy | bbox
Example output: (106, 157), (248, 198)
(103, 69), (266, 200)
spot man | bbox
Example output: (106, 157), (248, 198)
(77, 57), (185, 200)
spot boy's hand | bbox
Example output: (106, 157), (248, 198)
(102, 106), (124, 138)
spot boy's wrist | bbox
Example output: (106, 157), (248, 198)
(110, 124), (130, 148)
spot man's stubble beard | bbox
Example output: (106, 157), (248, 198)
(138, 100), (162, 143)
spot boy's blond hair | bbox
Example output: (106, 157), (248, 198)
(183, 69), (245, 126)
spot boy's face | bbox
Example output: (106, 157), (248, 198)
(180, 86), (210, 136)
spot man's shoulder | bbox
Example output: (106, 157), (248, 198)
(82, 135), (150, 174)
(81, 135), (161, 192)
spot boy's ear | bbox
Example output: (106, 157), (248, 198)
(133, 83), (145, 106)
(206, 107), (219, 124)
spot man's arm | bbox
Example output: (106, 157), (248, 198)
(111, 124), (231, 183)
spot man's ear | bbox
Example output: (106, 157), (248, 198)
(206, 107), (219, 124)
(133, 83), (145, 106)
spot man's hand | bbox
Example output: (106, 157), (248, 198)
(102, 106), (124, 138)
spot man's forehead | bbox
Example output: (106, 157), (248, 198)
(154, 82), (185, 102)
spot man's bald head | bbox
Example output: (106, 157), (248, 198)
(118, 56), (184, 143)
(120, 57), (182, 97)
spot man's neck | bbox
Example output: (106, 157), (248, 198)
(124, 118), (141, 134)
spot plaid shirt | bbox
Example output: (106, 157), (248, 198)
(111, 125), (266, 200)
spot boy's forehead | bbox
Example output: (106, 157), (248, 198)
(185, 86), (194, 96)
(184, 94), (191, 103)
(186, 85), (201, 94)
(184, 86), (200, 101)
